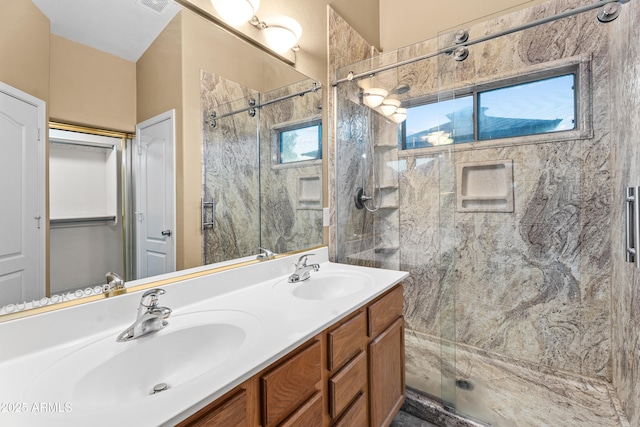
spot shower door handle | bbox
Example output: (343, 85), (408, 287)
(625, 187), (640, 267)
(202, 198), (215, 230)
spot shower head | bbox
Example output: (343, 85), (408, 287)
(389, 83), (411, 95)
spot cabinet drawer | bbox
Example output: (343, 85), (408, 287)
(261, 340), (321, 427)
(327, 310), (366, 371)
(368, 284), (403, 338)
(176, 388), (247, 427)
(333, 391), (367, 427)
(329, 351), (367, 419)
(280, 391), (323, 427)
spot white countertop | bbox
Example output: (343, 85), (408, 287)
(0, 248), (408, 426)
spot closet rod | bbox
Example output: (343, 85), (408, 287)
(50, 216), (117, 225)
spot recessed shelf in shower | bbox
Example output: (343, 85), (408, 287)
(456, 160), (514, 212)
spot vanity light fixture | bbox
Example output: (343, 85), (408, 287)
(250, 15), (302, 53)
(362, 88), (388, 108)
(391, 107), (407, 124)
(380, 98), (401, 116)
(210, 0), (260, 26)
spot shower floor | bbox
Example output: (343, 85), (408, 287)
(405, 330), (629, 427)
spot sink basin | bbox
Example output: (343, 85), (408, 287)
(274, 270), (370, 300)
(25, 310), (261, 406)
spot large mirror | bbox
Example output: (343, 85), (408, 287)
(0, 0), (323, 318)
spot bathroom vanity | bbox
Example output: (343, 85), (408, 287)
(0, 247), (407, 427)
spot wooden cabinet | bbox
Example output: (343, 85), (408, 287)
(176, 386), (250, 427)
(369, 317), (405, 427)
(178, 284), (404, 427)
(280, 391), (324, 427)
(334, 392), (368, 427)
(327, 310), (366, 371)
(261, 340), (322, 427)
(367, 285), (403, 338)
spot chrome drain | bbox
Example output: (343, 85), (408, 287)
(151, 383), (169, 394)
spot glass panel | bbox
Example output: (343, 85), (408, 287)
(478, 74), (575, 140)
(436, 31), (458, 414)
(279, 124), (321, 163)
(259, 79), (323, 255)
(403, 96), (474, 149)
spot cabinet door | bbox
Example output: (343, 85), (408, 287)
(368, 317), (405, 427)
(327, 310), (366, 372)
(280, 391), (323, 427)
(329, 351), (367, 419)
(176, 389), (247, 427)
(334, 392), (367, 427)
(261, 340), (321, 426)
(368, 285), (403, 338)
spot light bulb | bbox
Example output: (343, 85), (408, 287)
(211, 0), (260, 26)
(363, 88), (388, 108)
(391, 107), (407, 124)
(261, 15), (302, 53)
(380, 98), (401, 116)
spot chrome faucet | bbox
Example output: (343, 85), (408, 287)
(288, 254), (320, 283)
(104, 272), (125, 293)
(257, 247), (276, 260)
(117, 288), (171, 342)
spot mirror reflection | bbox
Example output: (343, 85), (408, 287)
(0, 0), (323, 317)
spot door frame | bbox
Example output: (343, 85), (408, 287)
(133, 110), (176, 279)
(0, 81), (47, 298)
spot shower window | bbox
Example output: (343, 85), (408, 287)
(478, 74), (575, 140)
(403, 96), (474, 148)
(401, 72), (576, 149)
(278, 121), (322, 164)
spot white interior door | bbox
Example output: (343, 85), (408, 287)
(0, 82), (46, 306)
(134, 110), (175, 279)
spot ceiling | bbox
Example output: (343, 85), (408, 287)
(31, 0), (181, 62)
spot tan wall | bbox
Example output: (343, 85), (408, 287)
(49, 35), (136, 132)
(136, 15), (186, 269)
(182, 0), (380, 85)
(379, 0), (549, 51)
(0, 0), (49, 101)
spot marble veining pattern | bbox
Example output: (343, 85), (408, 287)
(609, 0), (640, 425)
(201, 70), (260, 264)
(327, 6), (376, 262)
(405, 331), (627, 427)
(201, 72), (323, 263)
(259, 79), (323, 254)
(329, 0), (627, 425)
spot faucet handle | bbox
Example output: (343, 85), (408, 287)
(140, 288), (166, 308)
(297, 253), (315, 267)
(257, 247), (276, 260)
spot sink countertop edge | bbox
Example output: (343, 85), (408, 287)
(0, 247), (409, 427)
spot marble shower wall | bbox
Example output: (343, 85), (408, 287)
(201, 70), (260, 263)
(332, 0), (615, 403)
(259, 79), (323, 254)
(609, 0), (640, 425)
(327, 6), (376, 263)
(398, 0), (612, 383)
(201, 71), (324, 262)
(330, 7), (403, 270)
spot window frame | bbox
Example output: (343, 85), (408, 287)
(271, 116), (323, 169)
(399, 60), (590, 155)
